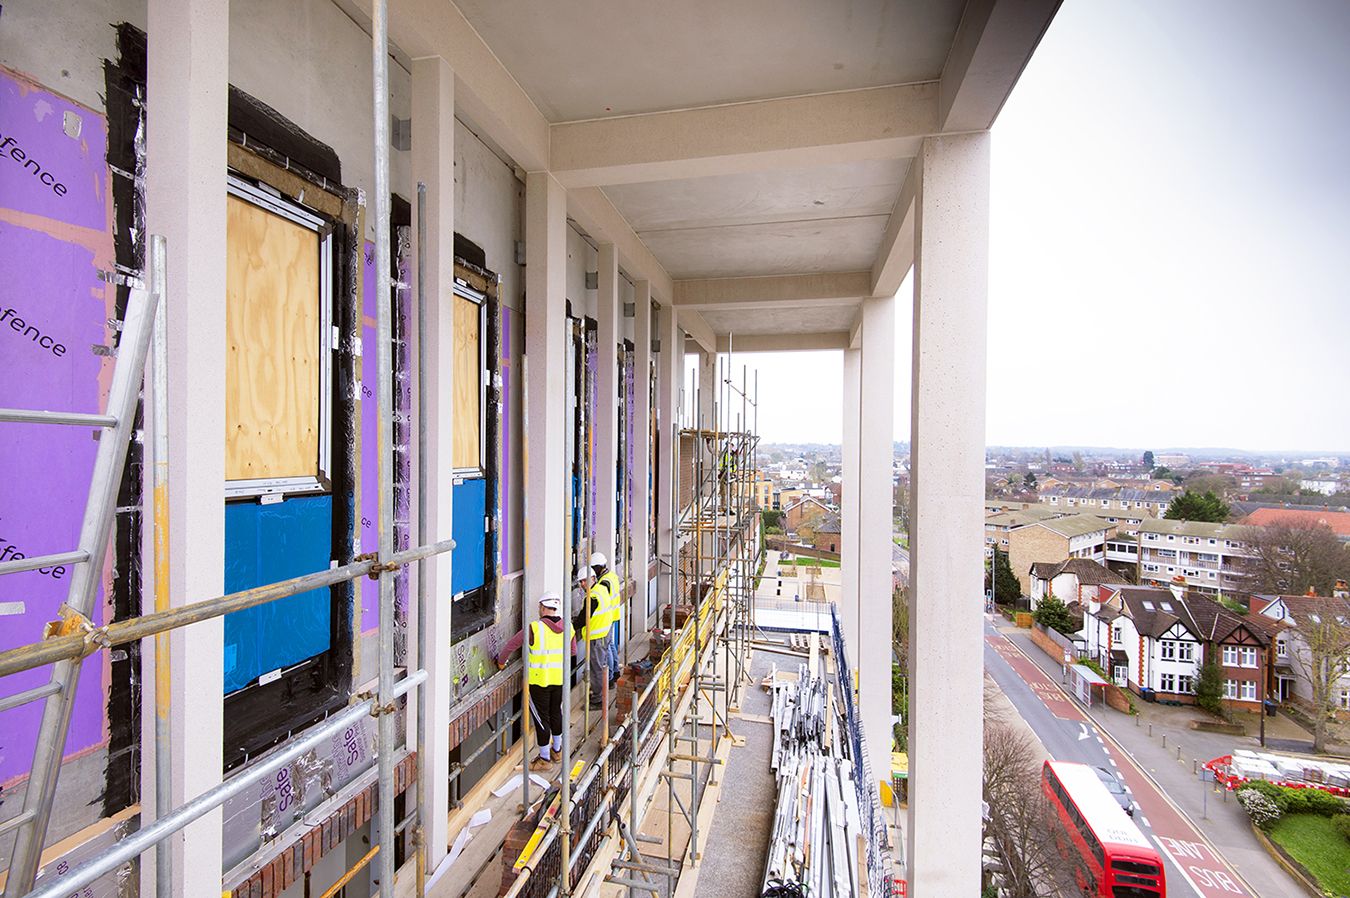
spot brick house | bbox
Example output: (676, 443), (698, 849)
(1007, 513), (1113, 597)
(1082, 583), (1271, 711)
(783, 495), (832, 533)
(808, 513), (842, 554)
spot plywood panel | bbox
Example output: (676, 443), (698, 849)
(453, 294), (481, 469)
(225, 195), (320, 480)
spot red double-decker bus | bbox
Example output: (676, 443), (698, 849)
(1042, 760), (1166, 897)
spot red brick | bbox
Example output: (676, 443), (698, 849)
(281, 847), (295, 889)
(259, 861), (274, 898)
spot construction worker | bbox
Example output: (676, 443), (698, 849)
(590, 551), (624, 686)
(496, 592), (575, 771)
(575, 552), (619, 710)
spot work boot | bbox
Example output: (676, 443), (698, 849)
(529, 756), (554, 773)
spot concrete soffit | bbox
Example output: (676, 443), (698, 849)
(673, 271), (871, 311)
(716, 332), (851, 354)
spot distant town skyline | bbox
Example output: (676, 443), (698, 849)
(715, 0), (1350, 452)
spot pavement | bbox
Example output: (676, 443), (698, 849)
(994, 620), (1306, 898)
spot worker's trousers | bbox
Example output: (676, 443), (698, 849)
(529, 683), (563, 749)
(586, 633), (612, 703)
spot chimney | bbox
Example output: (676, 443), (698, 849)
(1334, 580), (1348, 600)
(1307, 586), (1318, 597)
(1169, 576), (1185, 603)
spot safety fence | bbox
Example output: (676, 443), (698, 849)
(829, 603), (894, 898)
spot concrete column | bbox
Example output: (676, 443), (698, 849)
(410, 54), (454, 875)
(907, 132), (990, 897)
(840, 346), (861, 654)
(145, 0), (227, 893)
(654, 303), (682, 608)
(524, 172), (568, 612)
(630, 282), (653, 628)
(595, 244), (620, 566)
(697, 349), (716, 431)
(858, 297), (895, 789)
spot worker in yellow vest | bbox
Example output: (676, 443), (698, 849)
(575, 551), (620, 710)
(496, 592), (575, 771)
(591, 551), (624, 688)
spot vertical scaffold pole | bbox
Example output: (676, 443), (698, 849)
(414, 181), (429, 897)
(149, 234), (173, 898)
(371, 1), (398, 892)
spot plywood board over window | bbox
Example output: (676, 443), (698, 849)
(453, 291), (482, 470)
(225, 187), (325, 484)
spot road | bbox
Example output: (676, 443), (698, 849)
(985, 619), (1257, 898)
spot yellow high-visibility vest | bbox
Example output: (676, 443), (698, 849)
(600, 570), (623, 625)
(584, 571), (622, 639)
(527, 620), (568, 687)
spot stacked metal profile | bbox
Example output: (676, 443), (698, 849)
(763, 663), (864, 898)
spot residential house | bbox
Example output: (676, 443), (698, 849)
(1028, 558), (1126, 610)
(783, 495), (832, 533)
(1037, 486), (1172, 517)
(1240, 507), (1350, 543)
(1083, 584), (1271, 710)
(984, 506), (1063, 558)
(1254, 582), (1350, 715)
(1136, 518), (1253, 595)
(1007, 513), (1113, 596)
(805, 513), (842, 554)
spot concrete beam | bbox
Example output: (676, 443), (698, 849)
(145, 0), (227, 893)
(551, 82), (939, 188)
(410, 55), (455, 874)
(566, 186), (674, 302)
(907, 132), (991, 897)
(939, 0), (1061, 132)
(848, 310), (864, 350)
(714, 332), (850, 353)
(678, 308), (717, 354)
(870, 160), (919, 298)
(347, 0), (550, 171)
(673, 272), (870, 312)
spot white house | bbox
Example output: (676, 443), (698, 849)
(1027, 558), (1127, 610)
(1254, 585), (1350, 713)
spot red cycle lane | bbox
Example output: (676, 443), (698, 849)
(987, 630), (1255, 898)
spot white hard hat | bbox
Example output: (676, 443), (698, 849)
(589, 551), (608, 569)
(539, 592), (561, 611)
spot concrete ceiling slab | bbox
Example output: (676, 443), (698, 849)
(454, 0), (966, 121)
(638, 216), (890, 280)
(699, 304), (858, 337)
(603, 158), (909, 232)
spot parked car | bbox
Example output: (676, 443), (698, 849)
(1094, 766), (1133, 816)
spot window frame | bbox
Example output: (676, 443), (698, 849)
(451, 279), (489, 476)
(223, 174), (334, 500)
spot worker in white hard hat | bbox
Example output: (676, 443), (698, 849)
(590, 551), (623, 688)
(573, 552), (618, 711)
(496, 592), (575, 771)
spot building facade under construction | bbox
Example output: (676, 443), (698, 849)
(0, 1), (1057, 895)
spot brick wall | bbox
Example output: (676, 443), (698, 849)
(1007, 526), (1069, 597)
(225, 753), (417, 898)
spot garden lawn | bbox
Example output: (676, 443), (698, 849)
(1268, 813), (1350, 896)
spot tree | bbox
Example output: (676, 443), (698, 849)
(987, 548), (1021, 604)
(1024, 471), (1038, 491)
(1142, 450), (1155, 469)
(1164, 490), (1230, 523)
(1242, 522), (1350, 597)
(1072, 451), (1084, 471)
(1034, 594), (1076, 636)
(893, 587), (910, 751)
(1183, 473), (1236, 499)
(1152, 465), (1172, 480)
(1195, 660), (1226, 717)
(760, 508), (783, 532)
(983, 720), (1072, 897)
(1287, 598), (1350, 752)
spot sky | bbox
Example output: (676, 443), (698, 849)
(725, 0), (1350, 453)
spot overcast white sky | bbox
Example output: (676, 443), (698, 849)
(724, 0), (1350, 453)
